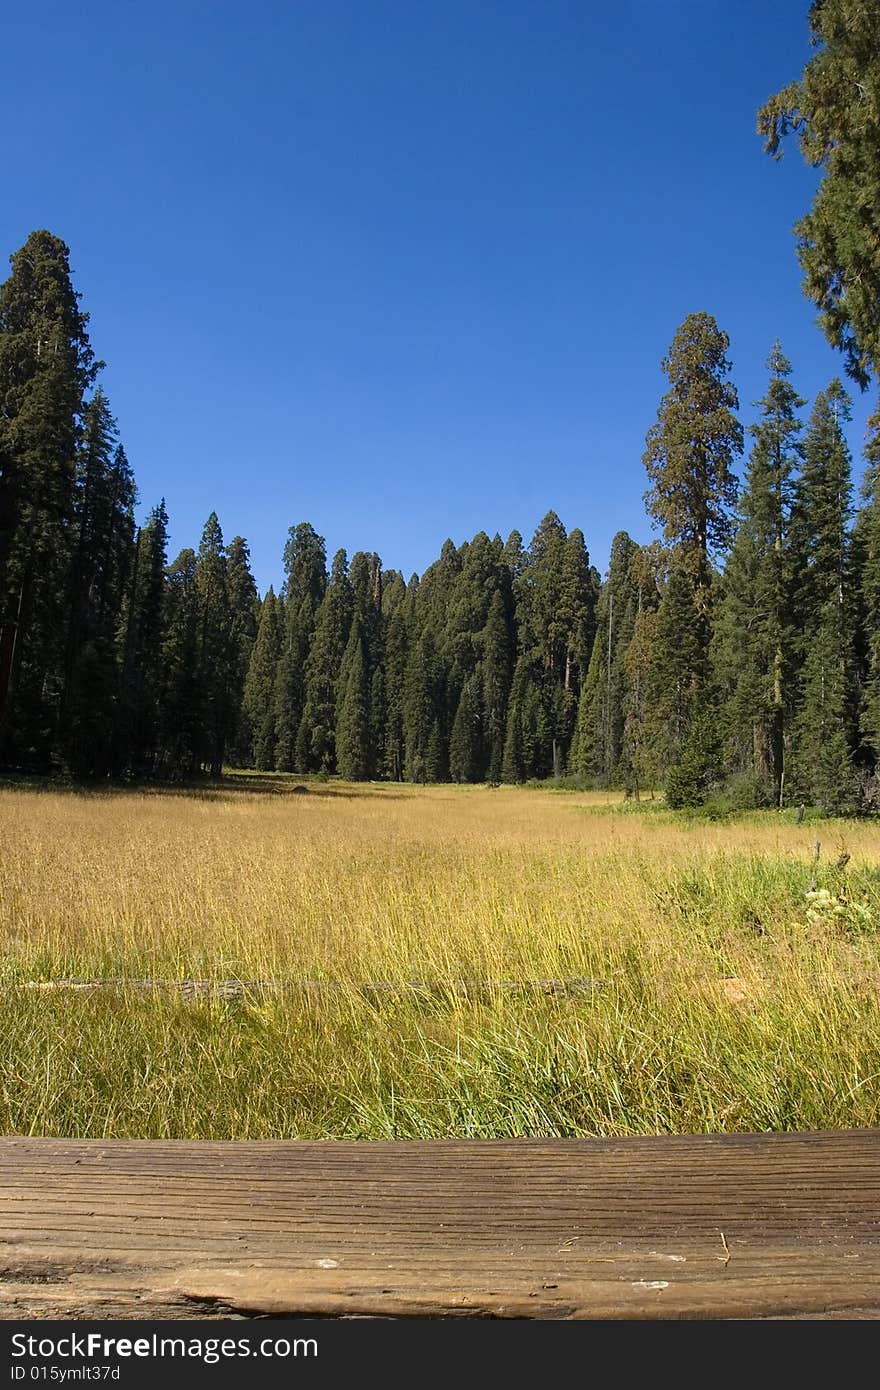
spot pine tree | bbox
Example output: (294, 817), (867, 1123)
(436, 531), (513, 782)
(714, 343), (803, 805)
(643, 312), (743, 613)
(117, 500), (168, 775)
(336, 613), (371, 780)
(760, 2), (880, 389)
(194, 512), (231, 777)
(856, 407), (880, 767)
(0, 231), (99, 765)
(502, 528), (527, 582)
(574, 531), (639, 782)
(404, 629), (441, 782)
(274, 523), (326, 770)
(61, 390), (136, 777)
(514, 512), (574, 775)
(382, 573), (412, 781)
(159, 548), (200, 776)
(792, 600), (857, 813)
(642, 313), (742, 798)
(444, 533), (501, 683)
(620, 542), (664, 798)
(224, 536), (259, 767)
(558, 529), (598, 690)
(243, 589), (282, 771)
(349, 551), (384, 776)
(481, 589), (513, 782)
(790, 383), (854, 631)
(665, 706), (724, 809)
(299, 549), (353, 772)
(518, 513), (568, 674)
(650, 559), (707, 773)
(788, 383), (858, 805)
(425, 720), (444, 783)
(449, 675), (481, 782)
(410, 539), (460, 773)
(501, 657), (533, 783)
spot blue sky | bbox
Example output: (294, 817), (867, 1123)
(2, 0), (874, 592)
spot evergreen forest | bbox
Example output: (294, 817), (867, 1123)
(2, 2), (879, 814)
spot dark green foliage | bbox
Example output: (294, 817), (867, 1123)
(425, 719), (444, 783)
(381, 573), (412, 781)
(786, 384), (859, 804)
(574, 531), (640, 782)
(224, 537), (259, 766)
(0, 231), (99, 766)
(650, 559), (707, 768)
(621, 545), (664, 798)
(158, 548), (201, 776)
(504, 512), (598, 780)
(856, 408), (880, 758)
(449, 675), (481, 783)
(193, 513), (232, 777)
(481, 589), (512, 782)
(349, 551), (384, 777)
(759, 1), (880, 389)
(789, 383), (854, 627)
(500, 677), (526, 783)
(274, 523), (326, 771)
(336, 613), (371, 780)
(643, 312), (743, 610)
(117, 501), (168, 774)
(666, 707), (724, 809)
(61, 390), (136, 777)
(299, 549), (353, 773)
(714, 344), (803, 805)
(403, 630), (442, 783)
(789, 600), (858, 813)
(3, 222), (880, 814)
(639, 314), (744, 803)
(243, 590), (283, 771)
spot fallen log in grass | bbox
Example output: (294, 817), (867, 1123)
(11, 975), (607, 1001)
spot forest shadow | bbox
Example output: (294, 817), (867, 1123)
(0, 771), (415, 802)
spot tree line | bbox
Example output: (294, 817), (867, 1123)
(0, 230), (877, 811)
(0, 226), (598, 788)
(1, 2), (878, 808)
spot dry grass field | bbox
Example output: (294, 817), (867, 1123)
(1, 775), (879, 1138)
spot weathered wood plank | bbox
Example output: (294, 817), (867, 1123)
(1, 1130), (878, 1319)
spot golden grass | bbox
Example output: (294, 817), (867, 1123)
(1, 775), (879, 1138)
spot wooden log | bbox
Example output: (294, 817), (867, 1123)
(1, 1130), (879, 1319)
(11, 976), (606, 1000)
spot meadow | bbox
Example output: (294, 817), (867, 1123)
(1, 775), (879, 1139)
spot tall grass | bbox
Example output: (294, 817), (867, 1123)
(1, 776), (878, 1137)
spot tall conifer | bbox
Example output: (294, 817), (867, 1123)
(243, 589), (283, 772)
(336, 614), (371, 780)
(0, 231), (99, 764)
(299, 549), (353, 772)
(274, 523), (326, 770)
(714, 343), (803, 804)
(788, 383), (858, 807)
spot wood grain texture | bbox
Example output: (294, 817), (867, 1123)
(1, 1130), (878, 1320)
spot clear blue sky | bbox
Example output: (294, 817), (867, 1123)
(2, 0), (874, 593)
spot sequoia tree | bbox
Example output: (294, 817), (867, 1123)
(642, 313), (742, 784)
(643, 312), (743, 613)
